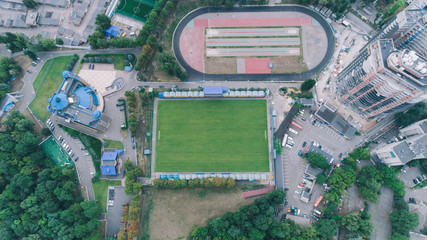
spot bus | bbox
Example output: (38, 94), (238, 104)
(313, 195), (323, 208)
(291, 121), (303, 130)
(282, 134), (288, 147)
(289, 128), (299, 135)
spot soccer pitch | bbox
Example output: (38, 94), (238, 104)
(155, 100), (269, 172)
(115, 0), (155, 22)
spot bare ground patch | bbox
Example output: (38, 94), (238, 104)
(141, 188), (256, 240)
(271, 56), (308, 73)
(205, 57), (237, 74)
(11, 55), (32, 92)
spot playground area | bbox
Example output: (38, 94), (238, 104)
(154, 100), (269, 173)
(40, 136), (73, 168)
(115, 0), (156, 22)
(176, 8), (330, 74)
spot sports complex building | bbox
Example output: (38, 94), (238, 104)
(152, 87), (273, 182)
(47, 71), (111, 133)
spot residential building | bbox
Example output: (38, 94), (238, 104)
(373, 119), (427, 166)
(336, 39), (427, 118)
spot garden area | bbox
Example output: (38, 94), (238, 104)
(93, 179), (122, 213)
(78, 53), (137, 72)
(103, 139), (124, 149)
(29, 55), (75, 121)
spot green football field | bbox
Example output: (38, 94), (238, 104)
(40, 136), (73, 168)
(155, 100), (269, 172)
(115, 0), (156, 22)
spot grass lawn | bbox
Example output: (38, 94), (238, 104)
(104, 139), (124, 149)
(93, 179), (122, 213)
(82, 53), (136, 71)
(140, 188), (255, 240)
(155, 100), (269, 172)
(30, 56), (73, 121)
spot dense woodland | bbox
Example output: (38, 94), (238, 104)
(0, 111), (102, 239)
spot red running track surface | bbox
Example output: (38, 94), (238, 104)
(245, 58), (271, 74)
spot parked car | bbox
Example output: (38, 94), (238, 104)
(302, 142), (306, 147)
(301, 117), (306, 121)
(298, 150), (302, 156)
(92, 64), (95, 70)
(74, 157), (79, 162)
(116, 102), (124, 106)
(413, 179), (419, 184)
(120, 108), (124, 111)
(88, 64), (91, 69)
(417, 176), (423, 182)
(27, 70), (33, 73)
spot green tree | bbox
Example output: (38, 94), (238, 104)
(41, 39), (56, 51)
(306, 152), (330, 170)
(80, 201), (102, 219)
(41, 127), (51, 137)
(316, 173), (326, 184)
(0, 83), (11, 100)
(314, 219), (337, 239)
(300, 79), (316, 92)
(124, 160), (133, 171)
(55, 38), (64, 45)
(95, 14), (111, 31)
(22, 0), (38, 8)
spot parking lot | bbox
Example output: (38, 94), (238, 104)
(105, 187), (133, 238)
(280, 105), (365, 223)
(398, 165), (427, 188)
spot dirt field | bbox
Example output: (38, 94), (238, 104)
(205, 57), (237, 74)
(271, 56), (308, 74)
(141, 188), (256, 240)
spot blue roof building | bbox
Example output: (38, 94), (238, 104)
(46, 71), (111, 133)
(101, 166), (117, 176)
(203, 86), (229, 97)
(101, 151), (118, 161)
(104, 25), (121, 37)
(101, 151), (118, 176)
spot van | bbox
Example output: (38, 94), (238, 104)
(314, 209), (322, 215)
(129, 32), (135, 36)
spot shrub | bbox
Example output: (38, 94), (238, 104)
(101, 57), (107, 63)
(125, 60), (130, 66)
(127, 54), (134, 62)
(83, 57), (88, 62)
(67, 65), (73, 71)
(107, 57), (114, 63)
(89, 57), (94, 63)
(94, 57), (101, 63)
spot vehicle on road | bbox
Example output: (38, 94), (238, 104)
(27, 70), (32, 73)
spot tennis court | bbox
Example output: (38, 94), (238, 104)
(115, 0), (156, 22)
(40, 136), (73, 168)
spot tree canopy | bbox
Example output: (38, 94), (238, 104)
(395, 102), (427, 128)
(22, 0), (38, 8)
(306, 152), (330, 170)
(95, 14), (111, 31)
(0, 111), (102, 239)
(300, 79), (316, 92)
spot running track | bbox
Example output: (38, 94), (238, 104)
(173, 6), (335, 81)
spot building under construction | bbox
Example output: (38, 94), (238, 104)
(336, 39), (427, 118)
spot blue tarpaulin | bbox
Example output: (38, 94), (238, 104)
(104, 25), (121, 37)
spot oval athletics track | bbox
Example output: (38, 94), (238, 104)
(172, 6), (335, 82)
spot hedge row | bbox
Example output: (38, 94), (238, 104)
(153, 177), (236, 189)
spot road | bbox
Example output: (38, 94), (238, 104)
(172, 6), (335, 82)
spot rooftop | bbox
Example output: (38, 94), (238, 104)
(100, 166), (117, 176)
(203, 86), (229, 95)
(101, 152), (118, 161)
(393, 141), (417, 164)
